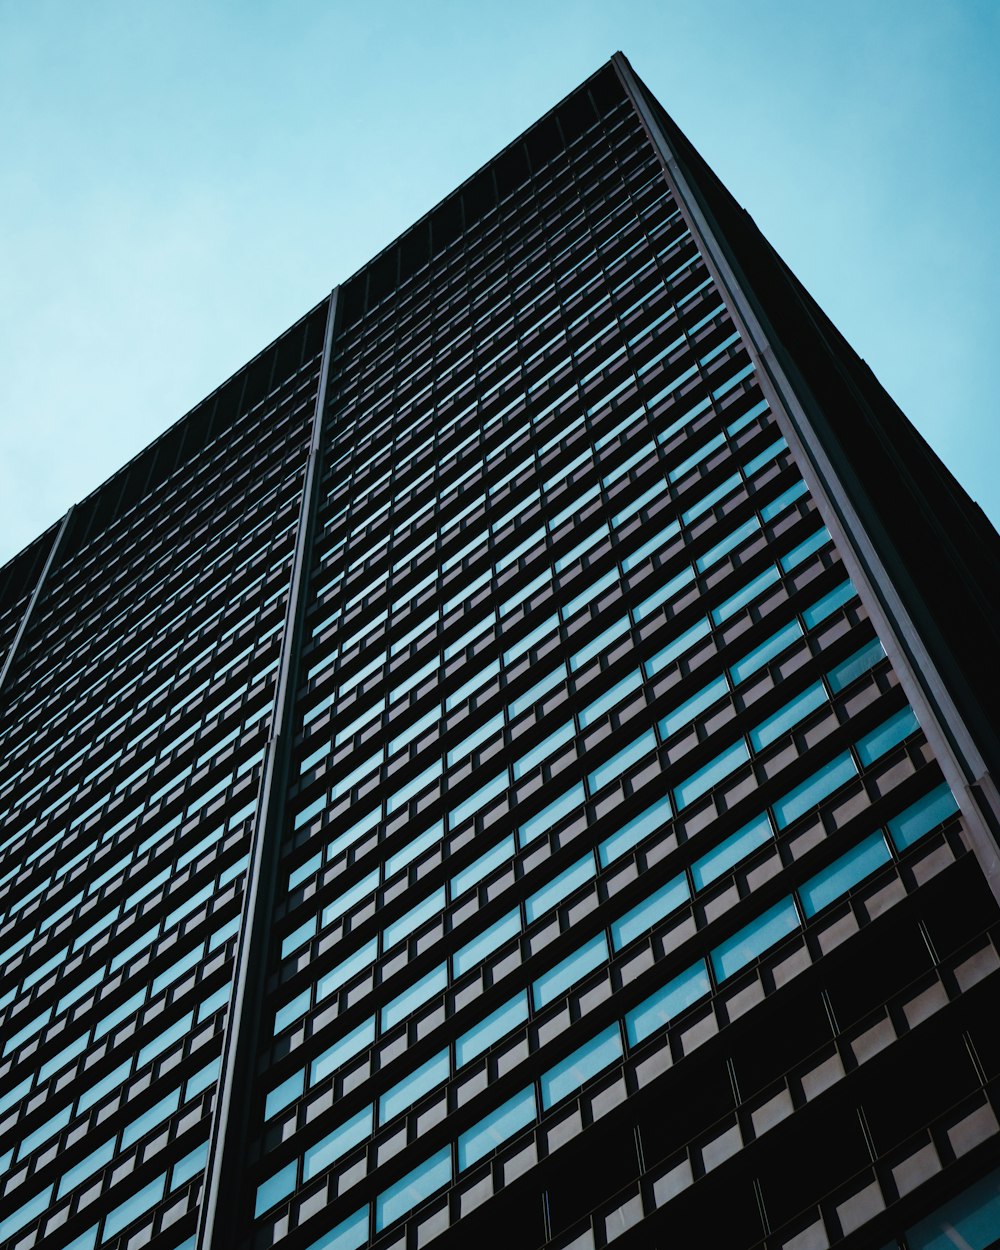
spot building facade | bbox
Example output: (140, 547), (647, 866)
(2, 54), (1000, 1250)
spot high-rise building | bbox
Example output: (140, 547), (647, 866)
(2, 52), (1000, 1250)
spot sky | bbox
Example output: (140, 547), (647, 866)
(1, 0), (998, 566)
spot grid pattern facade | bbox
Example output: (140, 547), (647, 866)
(3, 56), (1000, 1250)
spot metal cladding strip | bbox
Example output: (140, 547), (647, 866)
(197, 286), (340, 1250)
(0, 504), (74, 697)
(612, 51), (1000, 898)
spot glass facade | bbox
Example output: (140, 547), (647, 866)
(2, 55), (1000, 1250)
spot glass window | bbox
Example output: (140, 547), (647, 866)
(509, 663), (567, 719)
(579, 670), (643, 729)
(456, 993), (529, 1066)
(103, 1174), (166, 1240)
(453, 911), (520, 977)
(265, 1068), (304, 1120)
(448, 769), (509, 831)
(621, 519), (681, 573)
(597, 793), (672, 868)
(384, 887), (445, 950)
(588, 728), (658, 794)
(632, 566), (695, 623)
(450, 836), (514, 898)
(759, 478), (807, 522)
(458, 1087), (537, 1170)
(513, 719), (575, 779)
(388, 761), (442, 815)
(692, 811), (773, 889)
(170, 1140), (208, 1192)
(303, 1207), (369, 1250)
(304, 1106), (372, 1180)
(518, 781), (585, 846)
(800, 832), (892, 917)
(643, 618), (712, 679)
(625, 960), (711, 1045)
(540, 1023), (623, 1110)
(668, 432), (726, 484)
(743, 435), (787, 476)
(57, 1137), (116, 1199)
(317, 938), (378, 1002)
(712, 896), (799, 981)
(695, 517), (760, 574)
(185, 1055), (220, 1102)
(447, 712), (505, 768)
(773, 751), (857, 829)
(749, 681), (827, 751)
(379, 1050), (449, 1123)
(570, 615), (630, 673)
(682, 473), (741, 526)
(525, 854), (596, 924)
(729, 619), (803, 684)
(888, 783), (960, 851)
(905, 1164), (1000, 1250)
(780, 526), (831, 572)
(533, 933), (608, 1008)
(255, 1160), (297, 1218)
(611, 873), (689, 950)
(826, 637), (885, 693)
(312, 1016), (376, 1082)
(802, 579), (856, 629)
(0, 1184), (54, 1244)
(659, 673), (729, 740)
(386, 821), (444, 878)
(711, 565), (780, 627)
(856, 706), (919, 766)
(381, 965), (446, 1031)
(375, 1146), (451, 1231)
(673, 740), (750, 810)
(322, 869), (380, 928)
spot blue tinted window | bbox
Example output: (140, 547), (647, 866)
(598, 794), (672, 867)
(856, 706), (919, 765)
(802, 579), (856, 628)
(674, 740), (749, 810)
(304, 1106), (372, 1180)
(375, 1147), (451, 1231)
(383, 887), (445, 950)
(386, 822), (444, 878)
(170, 1140), (208, 1192)
(888, 783), (960, 851)
(275, 988), (310, 1035)
(379, 1050), (449, 1124)
(387, 760), (442, 815)
(643, 618), (712, 678)
(57, 1137), (115, 1199)
(322, 869), (379, 927)
(658, 673), (729, 739)
(533, 934), (608, 1008)
(458, 1087), (536, 1169)
(695, 517), (760, 573)
(711, 565), (780, 625)
(450, 835), (514, 898)
(452, 910), (520, 977)
(265, 1067), (304, 1120)
(905, 1164), (1000, 1250)
(304, 1207), (369, 1250)
(570, 615), (630, 672)
(759, 478), (808, 522)
(317, 938), (378, 1002)
(611, 873), (689, 950)
(743, 435), (787, 476)
(121, 1087), (180, 1148)
(587, 729), (658, 794)
(104, 1174), (166, 1239)
(780, 526), (831, 572)
(691, 812), (773, 889)
(682, 473), (741, 525)
(312, 1015), (375, 1081)
(381, 966), (446, 1030)
(518, 781), (585, 846)
(579, 670), (643, 729)
(0, 1184), (53, 1244)
(749, 681), (826, 751)
(456, 993), (529, 1066)
(448, 769), (508, 831)
(625, 961), (711, 1045)
(509, 663), (566, 718)
(255, 1160), (297, 1217)
(540, 1024), (623, 1109)
(826, 637), (885, 693)
(513, 719), (575, 778)
(773, 751), (857, 829)
(729, 620), (803, 684)
(525, 855), (596, 923)
(800, 833), (891, 917)
(712, 896), (799, 981)
(632, 567), (695, 623)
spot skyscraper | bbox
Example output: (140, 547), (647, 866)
(2, 50), (999, 1250)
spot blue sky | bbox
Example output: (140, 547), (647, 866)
(1, 0), (998, 565)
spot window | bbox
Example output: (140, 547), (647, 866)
(773, 751), (857, 829)
(749, 681), (826, 751)
(304, 1106), (372, 1179)
(375, 1147), (451, 1231)
(525, 855), (596, 923)
(888, 783), (959, 851)
(458, 1087), (537, 1169)
(533, 933), (608, 1008)
(799, 833), (892, 917)
(692, 811), (773, 889)
(540, 1024), (623, 1109)
(712, 896), (799, 981)
(673, 740), (749, 810)
(456, 993), (529, 1065)
(597, 793), (672, 867)
(452, 911), (520, 977)
(611, 873), (689, 950)
(625, 960), (711, 1045)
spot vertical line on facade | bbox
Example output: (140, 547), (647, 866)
(197, 286), (340, 1250)
(0, 504), (74, 698)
